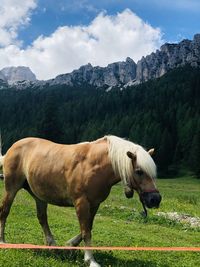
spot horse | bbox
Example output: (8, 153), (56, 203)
(0, 135), (161, 267)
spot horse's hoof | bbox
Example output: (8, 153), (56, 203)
(46, 239), (56, 246)
(85, 258), (101, 267)
(66, 240), (73, 246)
(66, 234), (82, 247)
(89, 262), (101, 267)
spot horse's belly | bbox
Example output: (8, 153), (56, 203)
(44, 197), (74, 207)
(27, 175), (73, 207)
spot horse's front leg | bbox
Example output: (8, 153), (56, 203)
(75, 197), (100, 267)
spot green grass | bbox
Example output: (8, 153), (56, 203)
(0, 176), (200, 266)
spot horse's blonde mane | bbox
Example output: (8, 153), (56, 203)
(106, 135), (157, 187)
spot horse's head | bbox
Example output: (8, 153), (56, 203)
(126, 149), (161, 209)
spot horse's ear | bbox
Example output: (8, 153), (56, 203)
(127, 151), (136, 161)
(148, 148), (155, 156)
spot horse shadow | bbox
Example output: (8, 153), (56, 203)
(31, 249), (170, 267)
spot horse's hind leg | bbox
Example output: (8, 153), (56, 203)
(23, 182), (56, 246)
(0, 190), (18, 243)
(67, 233), (82, 246)
(0, 172), (24, 243)
(35, 199), (56, 246)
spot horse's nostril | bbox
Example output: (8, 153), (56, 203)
(155, 195), (161, 206)
(149, 194), (161, 207)
(150, 197), (157, 206)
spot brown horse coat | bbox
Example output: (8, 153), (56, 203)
(2, 137), (114, 206)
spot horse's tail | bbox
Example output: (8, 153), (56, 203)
(0, 155), (4, 169)
(0, 131), (5, 180)
(0, 158), (5, 180)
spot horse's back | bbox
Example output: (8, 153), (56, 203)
(4, 137), (52, 170)
(3, 137), (40, 172)
(3, 137), (68, 177)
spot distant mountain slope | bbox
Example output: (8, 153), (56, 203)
(47, 57), (137, 88)
(136, 34), (200, 83)
(45, 34), (200, 88)
(0, 66), (36, 85)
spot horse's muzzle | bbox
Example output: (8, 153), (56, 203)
(140, 192), (162, 208)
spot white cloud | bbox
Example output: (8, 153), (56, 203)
(0, 0), (37, 46)
(0, 8), (164, 80)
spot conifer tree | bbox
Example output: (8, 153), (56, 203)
(189, 128), (200, 177)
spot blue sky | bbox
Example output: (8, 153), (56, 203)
(20, 0), (200, 45)
(0, 0), (199, 80)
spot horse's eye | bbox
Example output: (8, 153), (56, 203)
(135, 169), (143, 176)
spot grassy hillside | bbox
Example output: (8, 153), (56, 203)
(0, 176), (199, 266)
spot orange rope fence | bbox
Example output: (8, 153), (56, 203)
(0, 243), (200, 251)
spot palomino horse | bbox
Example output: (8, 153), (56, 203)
(0, 135), (161, 267)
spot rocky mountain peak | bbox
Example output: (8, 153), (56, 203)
(136, 34), (200, 83)
(0, 66), (37, 85)
(49, 58), (137, 88)
(0, 71), (6, 81)
(193, 33), (200, 43)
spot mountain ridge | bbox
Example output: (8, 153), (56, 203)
(0, 33), (200, 90)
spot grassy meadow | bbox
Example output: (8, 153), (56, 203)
(0, 176), (199, 267)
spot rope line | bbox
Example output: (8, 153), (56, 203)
(0, 243), (199, 251)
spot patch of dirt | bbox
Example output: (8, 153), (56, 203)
(157, 212), (200, 228)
